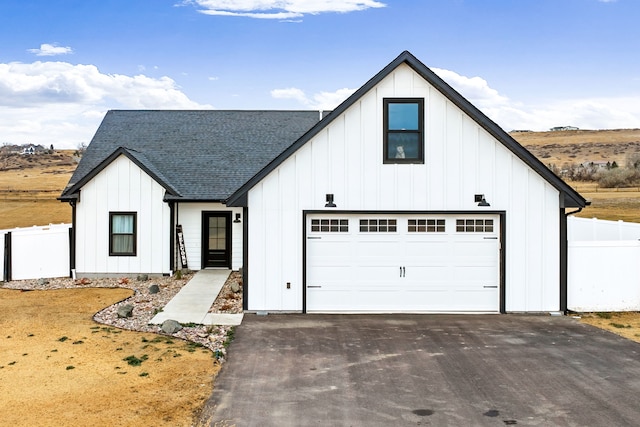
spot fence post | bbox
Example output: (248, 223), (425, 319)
(3, 232), (11, 282)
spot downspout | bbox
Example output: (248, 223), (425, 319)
(242, 206), (248, 311)
(69, 200), (76, 278)
(169, 201), (175, 274)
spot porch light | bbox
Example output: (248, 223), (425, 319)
(325, 194), (336, 208)
(234, 213), (241, 223)
(475, 194), (490, 207)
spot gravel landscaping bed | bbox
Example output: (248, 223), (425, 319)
(1, 271), (243, 359)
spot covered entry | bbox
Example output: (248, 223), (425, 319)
(305, 213), (503, 313)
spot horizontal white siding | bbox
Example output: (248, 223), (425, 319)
(176, 203), (243, 271)
(75, 155), (171, 276)
(248, 63), (562, 312)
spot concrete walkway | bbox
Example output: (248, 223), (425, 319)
(150, 269), (243, 326)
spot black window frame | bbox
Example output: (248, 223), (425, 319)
(383, 98), (425, 164)
(109, 211), (137, 256)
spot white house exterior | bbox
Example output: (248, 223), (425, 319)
(61, 51), (586, 314)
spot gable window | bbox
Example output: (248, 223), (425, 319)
(109, 212), (137, 256)
(383, 98), (424, 164)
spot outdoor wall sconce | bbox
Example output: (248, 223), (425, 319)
(234, 213), (241, 223)
(475, 194), (490, 207)
(325, 193), (336, 208)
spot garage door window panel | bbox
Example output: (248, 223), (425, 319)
(310, 218), (349, 233)
(408, 219), (445, 233)
(456, 219), (494, 233)
(359, 219), (397, 232)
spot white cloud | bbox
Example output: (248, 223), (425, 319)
(183, 0), (385, 19)
(271, 86), (356, 110)
(272, 68), (640, 132)
(0, 61), (211, 148)
(416, 67), (640, 131)
(27, 43), (73, 56)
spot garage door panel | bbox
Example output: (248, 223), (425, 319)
(306, 214), (500, 313)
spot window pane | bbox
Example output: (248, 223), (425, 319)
(387, 133), (420, 159)
(112, 215), (133, 233)
(388, 103), (419, 130)
(113, 235), (133, 253)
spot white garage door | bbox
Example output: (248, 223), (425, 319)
(306, 214), (501, 313)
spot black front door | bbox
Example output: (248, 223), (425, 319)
(202, 212), (231, 268)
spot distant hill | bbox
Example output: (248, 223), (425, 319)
(0, 149), (78, 172)
(510, 129), (640, 167)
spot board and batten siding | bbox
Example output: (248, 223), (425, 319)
(175, 203), (243, 271)
(247, 63), (562, 313)
(74, 155), (171, 276)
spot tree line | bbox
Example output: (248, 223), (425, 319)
(547, 154), (640, 188)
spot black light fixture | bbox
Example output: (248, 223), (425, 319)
(475, 194), (490, 207)
(325, 193), (336, 208)
(234, 213), (241, 223)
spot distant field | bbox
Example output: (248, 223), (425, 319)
(1, 130), (640, 228)
(566, 181), (640, 223)
(511, 128), (640, 167)
(0, 150), (75, 229)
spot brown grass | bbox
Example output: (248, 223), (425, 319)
(0, 288), (219, 427)
(578, 312), (640, 344)
(564, 181), (640, 223)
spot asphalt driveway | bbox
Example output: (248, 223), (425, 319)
(203, 314), (640, 426)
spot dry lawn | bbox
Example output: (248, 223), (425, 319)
(0, 288), (219, 427)
(578, 312), (640, 344)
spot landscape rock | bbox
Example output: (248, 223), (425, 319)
(37, 278), (49, 286)
(230, 282), (241, 293)
(148, 284), (160, 294)
(117, 304), (134, 318)
(161, 319), (183, 334)
(137, 274), (149, 282)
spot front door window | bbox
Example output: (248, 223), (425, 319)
(202, 212), (231, 268)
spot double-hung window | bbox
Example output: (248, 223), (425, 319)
(383, 98), (424, 164)
(109, 212), (137, 256)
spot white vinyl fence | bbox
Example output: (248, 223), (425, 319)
(568, 217), (640, 312)
(1, 223), (71, 281)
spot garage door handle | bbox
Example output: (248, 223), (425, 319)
(307, 236), (321, 239)
(483, 285), (498, 288)
(308, 285), (322, 288)
(484, 237), (498, 239)
(399, 266), (405, 277)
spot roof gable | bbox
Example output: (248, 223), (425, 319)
(227, 51), (586, 208)
(60, 147), (180, 201)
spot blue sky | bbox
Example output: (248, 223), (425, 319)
(1, 0), (639, 149)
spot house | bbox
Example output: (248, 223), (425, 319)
(60, 51), (587, 314)
(21, 144), (37, 155)
(550, 126), (579, 131)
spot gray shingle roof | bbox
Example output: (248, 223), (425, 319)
(61, 110), (322, 201)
